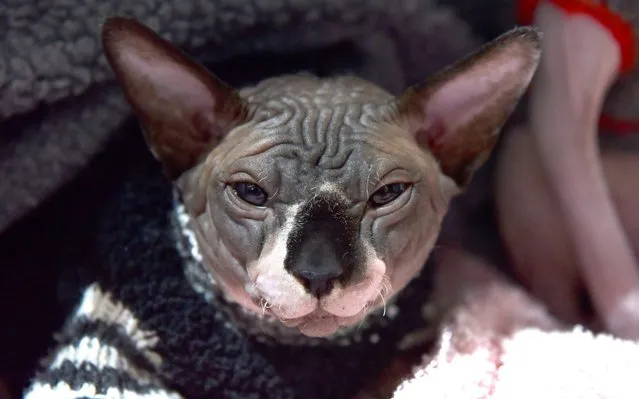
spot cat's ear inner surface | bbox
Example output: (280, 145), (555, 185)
(101, 17), (247, 179)
(397, 27), (541, 187)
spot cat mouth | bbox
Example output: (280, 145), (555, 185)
(250, 284), (390, 337)
(278, 308), (374, 337)
(247, 259), (390, 337)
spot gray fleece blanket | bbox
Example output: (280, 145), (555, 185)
(0, 0), (514, 234)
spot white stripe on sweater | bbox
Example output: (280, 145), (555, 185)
(74, 284), (161, 367)
(25, 381), (183, 399)
(50, 336), (151, 381)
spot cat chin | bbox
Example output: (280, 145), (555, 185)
(298, 317), (342, 337)
(289, 309), (371, 338)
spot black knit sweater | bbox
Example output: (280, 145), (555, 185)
(23, 132), (436, 399)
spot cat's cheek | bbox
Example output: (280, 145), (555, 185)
(369, 198), (442, 292)
(365, 188), (419, 261)
(208, 188), (268, 268)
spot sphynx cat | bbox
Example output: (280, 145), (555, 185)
(102, 18), (540, 337)
(23, 17), (540, 399)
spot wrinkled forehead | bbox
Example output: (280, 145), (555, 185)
(214, 76), (432, 201)
(228, 125), (387, 201)
(222, 123), (429, 207)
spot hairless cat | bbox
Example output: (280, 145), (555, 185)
(23, 17), (540, 399)
(100, 18), (541, 338)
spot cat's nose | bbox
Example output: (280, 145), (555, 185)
(292, 266), (344, 298)
(286, 236), (345, 297)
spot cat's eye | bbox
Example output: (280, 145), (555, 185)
(368, 183), (410, 208)
(231, 182), (268, 207)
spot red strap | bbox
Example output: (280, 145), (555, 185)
(517, 0), (543, 25)
(517, 0), (636, 74)
(518, 0), (639, 136)
(599, 114), (639, 136)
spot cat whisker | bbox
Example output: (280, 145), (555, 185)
(380, 275), (392, 298)
(260, 298), (273, 317)
(376, 287), (387, 317)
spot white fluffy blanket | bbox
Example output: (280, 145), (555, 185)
(392, 248), (639, 399)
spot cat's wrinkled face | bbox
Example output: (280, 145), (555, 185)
(101, 17), (541, 337)
(176, 77), (455, 336)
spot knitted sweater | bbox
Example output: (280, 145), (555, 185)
(23, 137), (436, 399)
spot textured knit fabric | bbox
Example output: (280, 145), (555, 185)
(22, 133), (437, 399)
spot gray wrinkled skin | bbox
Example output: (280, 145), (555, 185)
(0, 0), (482, 234)
(178, 76), (454, 337)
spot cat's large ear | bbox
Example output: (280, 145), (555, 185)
(397, 27), (541, 188)
(101, 17), (247, 179)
